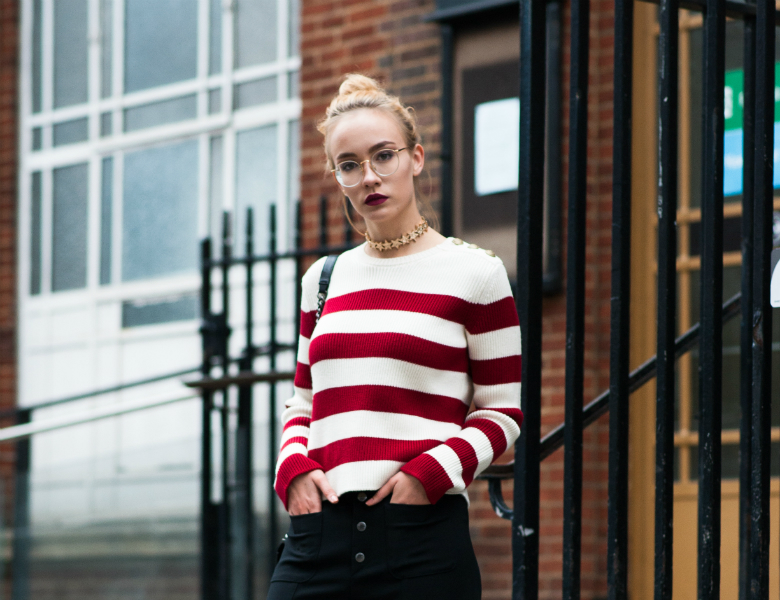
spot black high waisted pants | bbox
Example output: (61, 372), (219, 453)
(267, 492), (481, 600)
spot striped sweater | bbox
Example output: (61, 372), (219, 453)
(274, 237), (523, 508)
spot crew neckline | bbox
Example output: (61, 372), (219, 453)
(349, 237), (454, 266)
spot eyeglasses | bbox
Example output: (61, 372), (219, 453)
(331, 147), (408, 187)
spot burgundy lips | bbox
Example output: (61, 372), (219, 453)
(365, 193), (388, 206)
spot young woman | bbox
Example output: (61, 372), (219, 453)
(268, 74), (523, 600)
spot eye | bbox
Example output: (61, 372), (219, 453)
(339, 161), (358, 173)
(374, 150), (394, 163)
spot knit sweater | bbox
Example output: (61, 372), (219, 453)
(274, 237), (524, 508)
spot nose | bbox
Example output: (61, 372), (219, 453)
(362, 160), (381, 185)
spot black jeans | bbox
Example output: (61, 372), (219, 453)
(267, 492), (481, 600)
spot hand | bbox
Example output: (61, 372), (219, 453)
(287, 470), (338, 516)
(365, 472), (430, 506)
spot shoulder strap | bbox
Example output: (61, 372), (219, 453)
(315, 254), (339, 324)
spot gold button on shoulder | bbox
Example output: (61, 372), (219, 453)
(484, 249), (496, 257)
(467, 243), (479, 249)
(451, 237), (464, 245)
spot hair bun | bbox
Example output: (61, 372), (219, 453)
(338, 73), (383, 97)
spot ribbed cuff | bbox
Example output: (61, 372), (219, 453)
(274, 454), (323, 509)
(400, 453), (454, 505)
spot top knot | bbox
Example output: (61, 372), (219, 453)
(338, 73), (383, 97)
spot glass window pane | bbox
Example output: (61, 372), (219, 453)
(288, 0), (299, 58)
(124, 0), (197, 93)
(288, 71), (299, 99)
(100, 0), (113, 98)
(233, 77), (277, 110)
(209, 0), (222, 74)
(100, 157), (113, 285)
(30, 172), (42, 295)
(123, 94), (197, 132)
(236, 125), (277, 251)
(122, 140), (199, 281)
(234, 0), (277, 68)
(53, 118), (89, 146)
(287, 119), (300, 245)
(208, 88), (222, 114)
(209, 135), (223, 246)
(52, 163), (89, 292)
(32, 0), (42, 112)
(100, 112), (113, 137)
(122, 294), (198, 327)
(53, 0), (89, 108)
(32, 127), (42, 151)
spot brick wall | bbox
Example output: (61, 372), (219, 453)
(299, 1), (617, 599)
(0, 0), (17, 595)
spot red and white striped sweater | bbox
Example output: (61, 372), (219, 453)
(274, 237), (523, 508)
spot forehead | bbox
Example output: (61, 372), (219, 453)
(328, 108), (405, 157)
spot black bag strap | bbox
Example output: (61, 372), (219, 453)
(315, 255), (339, 324)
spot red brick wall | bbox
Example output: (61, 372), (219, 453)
(0, 0), (17, 595)
(299, 2), (617, 599)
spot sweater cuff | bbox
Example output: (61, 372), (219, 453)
(274, 454), (323, 509)
(400, 453), (454, 505)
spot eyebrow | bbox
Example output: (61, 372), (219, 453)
(335, 141), (396, 161)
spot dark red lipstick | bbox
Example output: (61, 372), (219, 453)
(365, 193), (388, 206)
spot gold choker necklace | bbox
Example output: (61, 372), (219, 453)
(364, 216), (429, 251)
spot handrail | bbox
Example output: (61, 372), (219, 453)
(479, 292), (742, 518)
(0, 390), (199, 442)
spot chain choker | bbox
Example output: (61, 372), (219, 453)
(364, 216), (429, 252)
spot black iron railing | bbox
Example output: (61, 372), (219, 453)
(495, 1), (778, 599)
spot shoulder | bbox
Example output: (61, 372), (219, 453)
(441, 237), (506, 280)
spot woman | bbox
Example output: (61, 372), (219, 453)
(268, 74), (523, 600)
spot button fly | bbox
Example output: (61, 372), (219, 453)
(357, 492), (367, 502)
(355, 552), (365, 563)
(357, 521), (366, 532)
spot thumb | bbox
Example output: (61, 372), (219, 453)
(311, 471), (338, 503)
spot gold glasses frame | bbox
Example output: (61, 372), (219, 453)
(331, 147), (409, 187)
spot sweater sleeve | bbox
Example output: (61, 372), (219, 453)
(400, 260), (523, 504)
(274, 258), (327, 509)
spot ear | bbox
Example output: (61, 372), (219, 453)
(412, 143), (425, 177)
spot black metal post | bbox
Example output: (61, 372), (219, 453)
(440, 23), (454, 238)
(11, 409), (31, 600)
(608, 0), (633, 597)
(516, 0), (546, 598)
(320, 195), (328, 248)
(738, 10), (755, 600)
(654, 0), (678, 597)
(562, 0), (588, 595)
(199, 239), (220, 600)
(268, 204), (280, 581)
(295, 201), (303, 344)
(219, 212), (232, 600)
(236, 207), (255, 599)
(749, 0), (774, 594)
(697, 0), (725, 596)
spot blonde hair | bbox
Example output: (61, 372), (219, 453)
(317, 73), (438, 231)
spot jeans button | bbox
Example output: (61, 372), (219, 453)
(357, 492), (367, 502)
(357, 521), (366, 532)
(355, 552), (365, 563)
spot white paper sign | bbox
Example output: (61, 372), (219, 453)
(771, 248), (780, 308)
(474, 97), (520, 196)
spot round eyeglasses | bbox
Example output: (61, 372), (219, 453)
(331, 147), (408, 187)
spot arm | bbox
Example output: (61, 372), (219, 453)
(398, 261), (523, 504)
(273, 260), (327, 509)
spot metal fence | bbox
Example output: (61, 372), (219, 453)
(484, 1), (778, 599)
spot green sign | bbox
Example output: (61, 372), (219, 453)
(724, 63), (780, 131)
